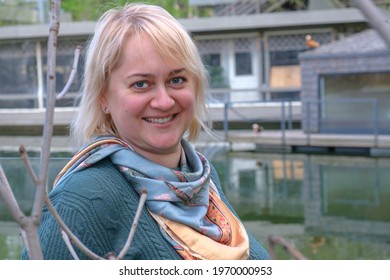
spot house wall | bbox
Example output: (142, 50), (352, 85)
(0, 29), (335, 109)
(299, 51), (390, 133)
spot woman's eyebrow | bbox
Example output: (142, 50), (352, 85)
(170, 68), (186, 75)
(125, 68), (186, 80)
(126, 73), (153, 79)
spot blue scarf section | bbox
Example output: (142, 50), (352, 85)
(54, 135), (223, 240)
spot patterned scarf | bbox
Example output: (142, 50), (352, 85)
(54, 135), (249, 260)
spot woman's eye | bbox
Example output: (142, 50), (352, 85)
(170, 77), (186, 85)
(132, 81), (149, 89)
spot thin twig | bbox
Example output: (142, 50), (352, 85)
(0, 164), (39, 258)
(32, 0), (61, 216)
(0, 164), (26, 222)
(57, 46), (81, 99)
(61, 230), (80, 260)
(117, 190), (148, 259)
(44, 194), (104, 260)
(267, 234), (307, 260)
(19, 145), (39, 185)
(20, 229), (30, 256)
(22, 1), (62, 260)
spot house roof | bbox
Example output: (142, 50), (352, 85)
(181, 8), (365, 33)
(300, 29), (390, 59)
(0, 8), (366, 40)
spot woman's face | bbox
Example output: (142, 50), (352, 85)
(102, 35), (196, 163)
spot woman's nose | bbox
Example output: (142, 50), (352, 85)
(150, 86), (175, 110)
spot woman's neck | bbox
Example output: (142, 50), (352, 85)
(132, 146), (182, 169)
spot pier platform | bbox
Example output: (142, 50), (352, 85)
(1, 129), (390, 157)
(226, 129), (390, 156)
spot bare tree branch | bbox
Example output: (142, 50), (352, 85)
(21, 217), (43, 259)
(43, 194), (104, 260)
(0, 164), (41, 258)
(19, 145), (39, 185)
(61, 231), (80, 260)
(117, 191), (148, 259)
(24, 0), (62, 259)
(57, 46), (81, 99)
(18, 144), (115, 260)
(20, 229), (30, 255)
(0, 0), (146, 260)
(0, 164), (26, 222)
(267, 235), (307, 260)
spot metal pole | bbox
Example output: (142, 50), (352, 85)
(306, 100), (311, 146)
(353, 0), (390, 49)
(37, 0), (47, 23)
(288, 99), (293, 130)
(281, 100), (286, 147)
(35, 41), (44, 109)
(223, 102), (229, 141)
(373, 98), (379, 147)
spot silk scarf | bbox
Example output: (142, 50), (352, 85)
(54, 135), (249, 260)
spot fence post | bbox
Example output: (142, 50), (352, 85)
(281, 100), (286, 147)
(373, 98), (379, 147)
(288, 99), (293, 130)
(223, 101), (229, 141)
(306, 100), (311, 146)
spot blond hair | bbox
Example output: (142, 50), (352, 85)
(71, 3), (210, 148)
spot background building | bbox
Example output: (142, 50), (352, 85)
(300, 29), (390, 135)
(0, 0), (379, 133)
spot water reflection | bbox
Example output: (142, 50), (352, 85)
(211, 152), (307, 221)
(206, 149), (390, 259)
(1, 150), (390, 259)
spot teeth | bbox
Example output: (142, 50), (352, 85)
(145, 116), (172, 124)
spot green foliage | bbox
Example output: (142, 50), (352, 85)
(61, 0), (192, 21)
(61, 0), (110, 21)
(0, 235), (8, 260)
(206, 65), (229, 89)
(0, 232), (23, 260)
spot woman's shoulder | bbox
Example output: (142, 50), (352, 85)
(52, 158), (127, 193)
(49, 157), (140, 212)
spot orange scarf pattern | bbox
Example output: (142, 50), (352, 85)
(151, 187), (250, 260)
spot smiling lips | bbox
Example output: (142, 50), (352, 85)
(144, 114), (176, 124)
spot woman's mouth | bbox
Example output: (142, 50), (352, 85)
(144, 115), (175, 124)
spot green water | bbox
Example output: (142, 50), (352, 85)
(1, 149), (390, 259)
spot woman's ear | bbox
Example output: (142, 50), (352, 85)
(99, 95), (110, 114)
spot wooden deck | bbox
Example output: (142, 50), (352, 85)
(0, 101), (302, 126)
(225, 129), (390, 155)
(1, 130), (390, 156)
(1, 104), (390, 156)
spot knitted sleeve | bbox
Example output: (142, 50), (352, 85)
(210, 164), (270, 260)
(22, 163), (135, 260)
(21, 159), (181, 260)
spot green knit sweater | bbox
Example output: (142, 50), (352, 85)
(22, 158), (269, 260)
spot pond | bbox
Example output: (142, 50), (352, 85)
(1, 147), (390, 260)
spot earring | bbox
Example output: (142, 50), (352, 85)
(104, 106), (108, 113)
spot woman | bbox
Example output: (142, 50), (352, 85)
(23, 3), (269, 260)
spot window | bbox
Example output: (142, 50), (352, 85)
(266, 32), (331, 100)
(235, 52), (252, 76)
(203, 53), (220, 67)
(0, 41), (37, 108)
(319, 72), (390, 133)
(234, 38), (253, 76)
(270, 49), (301, 66)
(198, 39), (229, 89)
